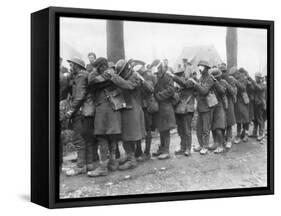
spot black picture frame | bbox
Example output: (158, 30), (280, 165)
(31, 6), (274, 209)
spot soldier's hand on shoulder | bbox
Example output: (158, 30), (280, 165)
(166, 70), (174, 77)
(103, 69), (115, 79)
(189, 78), (198, 85)
(135, 72), (145, 82)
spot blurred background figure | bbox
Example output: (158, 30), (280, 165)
(86, 52), (97, 73)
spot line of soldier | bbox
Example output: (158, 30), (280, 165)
(59, 52), (267, 177)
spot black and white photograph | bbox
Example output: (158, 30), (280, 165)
(58, 16), (269, 199)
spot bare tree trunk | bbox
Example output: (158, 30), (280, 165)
(106, 20), (125, 63)
(226, 27), (238, 70)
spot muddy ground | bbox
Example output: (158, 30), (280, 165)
(60, 129), (267, 199)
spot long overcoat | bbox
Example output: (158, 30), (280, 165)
(88, 70), (122, 135)
(172, 75), (196, 113)
(212, 79), (227, 130)
(110, 72), (148, 141)
(247, 82), (255, 121)
(234, 72), (250, 124)
(154, 73), (177, 132)
(194, 73), (215, 113)
(141, 72), (157, 131)
(223, 75), (237, 126)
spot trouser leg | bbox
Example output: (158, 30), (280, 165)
(144, 130), (152, 155)
(107, 136), (119, 171)
(201, 111), (212, 148)
(237, 123), (242, 137)
(161, 130), (170, 153)
(81, 117), (96, 166)
(212, 130), (217, 145)
(214, 128), (225, 153)
(214, 129), (224, 147)
(185, 113), (193, 151)
(72, 116), (86, 168)
(243, 123), (249, 131)
(256, 104), (265, 136)
(65, 116), (87, 176)
(225, 126), (232, 142)
(97, 136), (109, 162)
(252, 121), (258, 136)
(118, 141), (137, 170)
(135, 140), (143, 157)
(176, 114), (185, 151)
(116, 141), (121, 159)
(87, 135), (109, 177)
(144, 109), (152, 155)
(196, 112), (204, 147)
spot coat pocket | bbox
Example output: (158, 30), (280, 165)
(106, 89), (128, 111)
(175, 95), (193, 114)
(241, 92), (250, 104)
(206, 92), (218, 108)
(146, 94), (159, 113)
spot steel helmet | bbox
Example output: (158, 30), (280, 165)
(254, 72), (263, 78)
(219, 65), (227, 72)
(197, 60), (211, 68)
(115, 59), (126, 73)
(210, 68), (222, 78)
(67, 57), (86, 70)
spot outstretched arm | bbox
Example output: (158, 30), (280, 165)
(194, 77), (214, 95)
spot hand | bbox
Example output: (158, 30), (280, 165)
(189, 78), (198, 84)
(104, 69), (115, 79)
(166, 70), (174, 77)
(136, 72), (145, 81)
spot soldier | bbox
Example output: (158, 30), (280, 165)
(64, 57), (95, 176)
(135, 65), (156, 161)
(233, 67), (250, 144)
(87, 57), (122, 177)
(166, 67), (195, 156)
(86, 52), (97, 73)
(220, 65), (237, 149)
(152, 60), (177, 160)
(163, 58), (175, 74)
(191, 60), (215, 155)
(247, 77), (256, 128)
(249, 72), (266, 141)
(104, 60), (152, 170)
(182, 58), (193, 78)
(210, 68), (228, 153)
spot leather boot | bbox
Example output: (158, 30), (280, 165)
(108, 153), (119, 171)
(152, 147), (164, 157)
(214, 146), (224, 154)
(249, 124), (258, 138)
(66, 165), (87, 176)
(184, 139), (191, 156)
(117, 156), (128, 165)
(87, 160), (109, 177)
(86, 143), (94, 171)
(243, 131), (249, 142)
(257, 124), (265, 141)
(118, 153), (137, 170)
(144, 133), (152, 155)
(76, 148), (86, 167)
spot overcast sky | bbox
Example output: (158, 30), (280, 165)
(60, 17), (267, 76)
